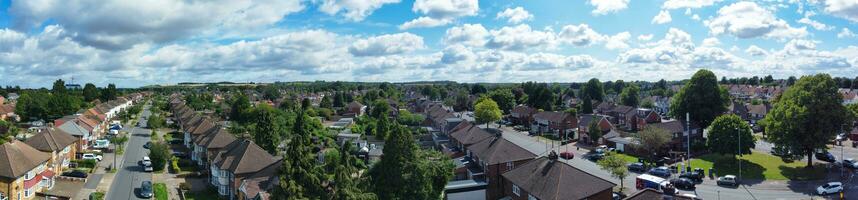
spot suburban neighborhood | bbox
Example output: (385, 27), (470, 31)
(3, 0), (858, 200)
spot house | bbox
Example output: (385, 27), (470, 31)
(531, 111), (577, 138)
(509, 105), (538, 126)
(346, 101), (367, 117)
(843, 91), (858, 105)
(193, 127), (237, 167)
(237, 160), (282, 200)
(746, 103), (770, 125)
(467, 136), (536, 200)
(502, 152), (615, 200)
(623, 188), (695, 200)
(577, 114), (613, 145)
(6, 93), (19, 102)
(728, 101), (749, 119)
(649, 96), (671, 115)
(0, 104), (17, 121)
(0, 140), (53, 200)
(24, 127), (78, 175)
(210, 139), (281, 200)
(449, 122), (494, 152)
(57, 119), (93, 151)
(648, 120), (702, 153)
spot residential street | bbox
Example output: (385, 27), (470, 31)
(497, 125), (855, 200)
(106, 103), (153, 200)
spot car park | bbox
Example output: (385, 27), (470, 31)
(61, 170), (88, 178)
(816, 182), (843, 195)
(647, 166), (671, 178)
(82, 153), (102, 161)
(669, 178), (696, 190)
(717, 175), (738, 187)
(627, 162), (645, 172)
(139, 181), (154, 198)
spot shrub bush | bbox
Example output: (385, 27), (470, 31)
(73, 159), (97, 168)
(170, 157), (181, 174)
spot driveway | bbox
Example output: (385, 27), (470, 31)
(106, 103), (154, 200)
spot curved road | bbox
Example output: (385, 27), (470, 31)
(106, 103), (153, 200)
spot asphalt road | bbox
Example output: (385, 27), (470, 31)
(496, 125), (842, 200)
(106, 103), (153, 200)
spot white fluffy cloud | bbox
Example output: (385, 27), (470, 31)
(745, 45), (768, 56)
(838, 28), (857, 38)
(637, 34), (654, 41)
(400, 0), (479, 29)
(348, 33), (425, 57)
(662, 0), (722, 10)
(319, 0), (400, 21)
(824, 0), (858, 23)
(8, 0), (304, 50)
(589, 0), (629, 15)
(558, 24), (605, 46)
(496, 7), (534, 24)
(797, 16), (833, 31)
(443, 24), (489, 47)
(701, 37), (720, 47)
(485, 24), (556, 51)
(605, 32), (632, 50)
(706, 2), (807, 39)
(652, 10), (673, 24)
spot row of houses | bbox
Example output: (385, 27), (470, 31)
(0, 92), (146, 200)
(169, 95), (281, 200)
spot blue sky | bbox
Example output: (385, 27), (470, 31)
(0, 0), (856, 88)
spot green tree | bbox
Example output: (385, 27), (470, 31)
(588, 118), (602, 144)
(619, 84), (640, 107)
(275, 110), (325, 199)
(485, 89), (515, 114)
(706, 114), (755, 155)
(148, 141), (171, 171)
(0, 120), (19, 144)
(580, 97), (593, 114)
(147, 114), (165, 129)
(102, 83), (117, 101)
(641, 98), (655, 109)
(474, 98), (502, 128)
(331, 142), (377, 200)
(764, 74), (855, 168)
(582, 78), (605, 102)
(230, 93), (251, 123)
(597, 152), (629, 190)
(470, 84), (487, 95)
(52, 79), (67, 95)
(333, 92), (346, 108)
(320, 95), (333, 109)
(370, 124), (453, 200)
(669, 69), (729, 128)
(635, 127), (672, 159)
(253, 104), (283, 155)
(83, 83), (99, 102)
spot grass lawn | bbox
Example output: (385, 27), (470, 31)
(154, 183), (168, 200)
(689, 151), (826, 181)
(616, 153), (641, 164)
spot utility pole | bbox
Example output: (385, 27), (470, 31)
(686, 113), (691, 172)
(737, 127), (741, 182)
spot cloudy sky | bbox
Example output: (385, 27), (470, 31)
(0, 0), (857, 88)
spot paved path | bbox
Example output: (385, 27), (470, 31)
(495, 124), (849, 200)
(106, 103), (154, 200)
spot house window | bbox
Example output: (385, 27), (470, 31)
(512, 184), (520, 196)
(528, 194), (539, 200)
(24, 188), (32, 198)
(506, 162), (514, 170)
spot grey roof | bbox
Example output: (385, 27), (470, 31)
(212, 139), (278, 175)
(58, 120), (89, 136)
(502, 156), (615, 200)
(468, 137), (535, 165)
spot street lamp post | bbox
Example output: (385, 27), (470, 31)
(737, 127), (742, 182)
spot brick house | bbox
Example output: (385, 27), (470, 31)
(502, 152), (615, 200)
(0, 140), (53, 200)
(467, 137), (536, 200)
(577, 114), (613, 145)
(24, 127), (78, 176)
(530, 111), (577, 138)
(510, 105), (537, 126)
(648, 120), (702, 152)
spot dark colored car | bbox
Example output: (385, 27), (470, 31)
(627, 162), (645, 172)
(670, 178), (696, 190)
(587, 153), (604, 161)
(816, 152), (836, 162)
(139, 181), (153, 198)
(648, 166), (671, 178)
(143, 141), (152, 149)
(61, 170), (88, 178)
(679, 170), (704, 182)
(559, 151), (574, 159)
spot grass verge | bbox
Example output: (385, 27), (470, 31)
(154, 183), (168, 200)
(689, 151), (827, 181)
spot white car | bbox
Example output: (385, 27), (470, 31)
(816, 182), (843, 195)
(82, 153), (102, 161)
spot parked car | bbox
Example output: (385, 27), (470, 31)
(815, 151), (836, 162)
(627, 162), (646, 172)
(676, 193), (702, 200)
(670, 178), (696, 190)
(61, 170), (88, 178)
(840, 158), (858, 169)
(140, 156), (152, 166)
(559, 151), (574, 159)
(139, 181), (154, 198)
(143, 141), (152, 149)
(647, 166), (671, 178)
(82, 153), (102, 161)
(816, 182), (843, 195)
(717, 175), (738, 187)
(836, 134), (846, 141)
(679, 171), (703, 182)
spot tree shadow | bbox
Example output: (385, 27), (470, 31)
(779, 164), (828, 181)
(699, 154), (766, 186)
